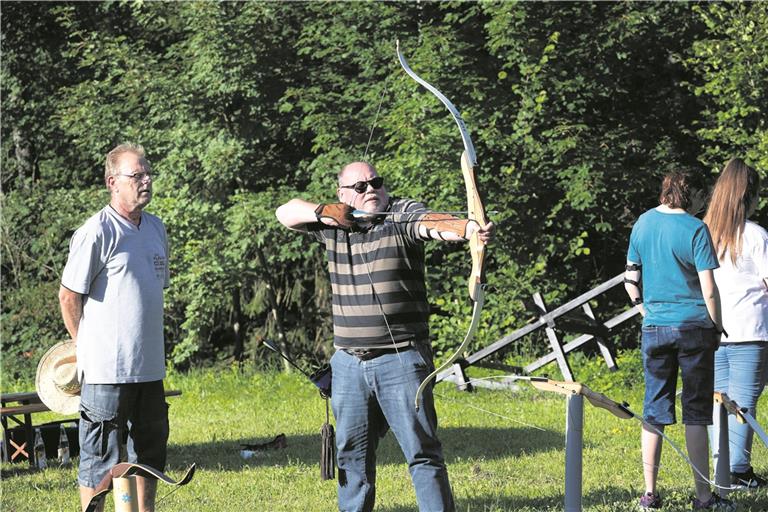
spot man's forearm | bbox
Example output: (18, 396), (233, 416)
(58, 286), (82, 340)
(417, 214), (471, 241)
(275, 198), (322, 231)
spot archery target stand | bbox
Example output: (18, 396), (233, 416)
(529, 379), (635, 512)
(533, 382), (583, 512)
(564, 393), (583, 512)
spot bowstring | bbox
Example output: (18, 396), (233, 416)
(359, 237), (404, 367)
(362, 82), (389, 162)
(434, 374), (550, 431)
(358, 72), (402, 360)
(154, 484), (182, 507)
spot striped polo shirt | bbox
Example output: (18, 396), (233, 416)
(312, 198), (432, 350)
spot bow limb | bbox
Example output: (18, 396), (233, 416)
(396, 41), (476, 166)
(396, 41), (488, 410)
(415, 288), (485, 410)
(85, 462), (196, 512)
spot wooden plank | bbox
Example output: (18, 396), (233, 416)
(1, 403), (51, 416)
(535, 292), (574, 382)
(1, 391), (42, 405)
(536, 274), (624, 323)
(583, 303), (617, 371)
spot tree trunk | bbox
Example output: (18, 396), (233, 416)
(255, 245), (291, 372)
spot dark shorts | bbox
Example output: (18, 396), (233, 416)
(642, 326), (717, 426)
(78, 379), (169, 488)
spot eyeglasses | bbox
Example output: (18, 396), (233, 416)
(339, 176), (384, 194)
(116, 171), (153, 182)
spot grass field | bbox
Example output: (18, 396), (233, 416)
(2, 366), (767, 511)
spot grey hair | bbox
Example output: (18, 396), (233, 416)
(104, 143), (146, 185)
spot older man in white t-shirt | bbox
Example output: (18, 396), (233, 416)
(59, 143), (170, 512)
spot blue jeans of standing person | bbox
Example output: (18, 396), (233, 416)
(710, 342), (768, 473)
(330, 345), (455, 512)
(78, 379), (169, 488)
(641, 326), (717, 425)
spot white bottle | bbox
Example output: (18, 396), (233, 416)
(34, 427), (47, 469)
(57, 424), (70, 465)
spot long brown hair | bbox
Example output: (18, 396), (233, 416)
(703, 158), (761, 264)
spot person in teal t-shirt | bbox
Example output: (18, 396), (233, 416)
(625, 170), (734, 511)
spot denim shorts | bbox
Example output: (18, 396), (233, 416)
(78, 379), (169, 488)
(641, 326), (717, 426)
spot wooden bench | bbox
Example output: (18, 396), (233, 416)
(2, 389), (181, 467)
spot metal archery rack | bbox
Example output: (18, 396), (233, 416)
(437, 273), (641, 388)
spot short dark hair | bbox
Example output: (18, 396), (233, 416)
(658, 170), (707, 210)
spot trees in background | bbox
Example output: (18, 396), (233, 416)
(2, 2), (766, 380)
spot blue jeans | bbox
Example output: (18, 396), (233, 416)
(78, 380), (169, 488)
(641, 326), (717, 425)
(330, 346), (454, 512)
(710, 342), (768, 473)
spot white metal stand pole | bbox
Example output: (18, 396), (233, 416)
(564, 393), (584, 512)
(713, 402), (731, 497)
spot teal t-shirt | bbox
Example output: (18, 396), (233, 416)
(627, 208), (719, 327)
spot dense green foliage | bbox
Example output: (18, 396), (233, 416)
(2, 368), (768, 511)
(2, 2), (767, 380)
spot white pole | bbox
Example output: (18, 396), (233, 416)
(564, 393), (584, 512)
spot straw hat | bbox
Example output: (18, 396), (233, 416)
(35, 341), (80, 414)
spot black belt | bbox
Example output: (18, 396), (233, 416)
(343, 344), (414, 361)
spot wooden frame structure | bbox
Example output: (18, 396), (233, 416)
(437, 273), (641, 387)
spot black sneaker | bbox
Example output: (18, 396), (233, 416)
(731, 466), (767, 489)
(639, 492), (662, 509)
(691, 493), (736, 511)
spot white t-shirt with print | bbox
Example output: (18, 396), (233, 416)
(61, 205), (169, 383)
(714, 220), (768, 343)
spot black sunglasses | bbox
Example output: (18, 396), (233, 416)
(339, 176), (384, 194)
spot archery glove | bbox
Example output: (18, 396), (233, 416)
(315, 202), (356, 230)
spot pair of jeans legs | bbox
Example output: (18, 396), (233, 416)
(78, 379), (169, 512)
(330, 346), (454, 512)
(641, 326), (717, 502)
(710, 342), (768, 473)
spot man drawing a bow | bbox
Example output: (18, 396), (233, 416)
(276, 161), (493, 512)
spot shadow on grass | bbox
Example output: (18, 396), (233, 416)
(375, 485), (768, 512)
(0, 464), (40, 480)
(166, 426), (563, 472)
(376, 485), (625, 512)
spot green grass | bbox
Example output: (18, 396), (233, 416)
(2, 366), (767, 511)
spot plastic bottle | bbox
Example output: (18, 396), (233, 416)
(34, 427), (47, 469)
(57, 424), (70, 465)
